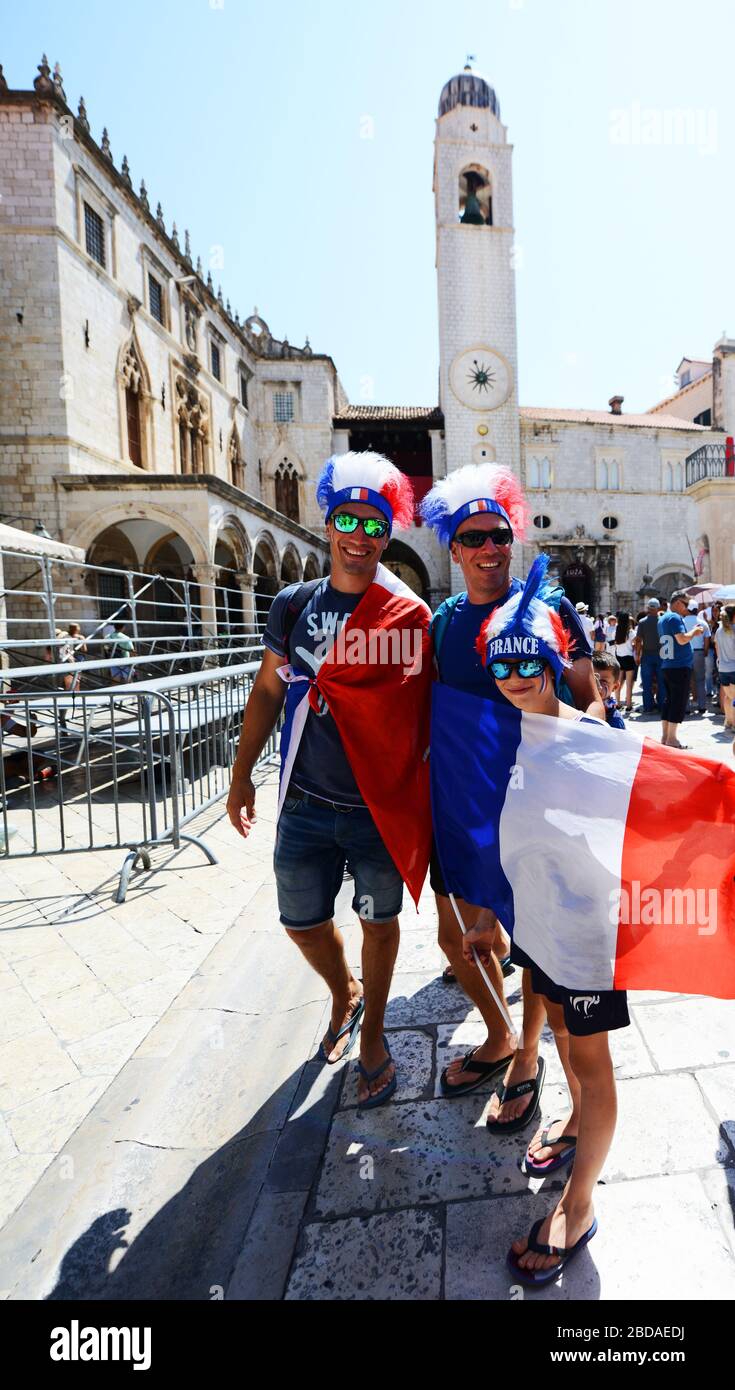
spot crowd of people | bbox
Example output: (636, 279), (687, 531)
(576, 595), (735, 748)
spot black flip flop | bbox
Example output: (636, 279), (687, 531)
(318, 995), (365, 1064)
(440, 1048), (514, 1098)
(486, 1055), (546, 1135)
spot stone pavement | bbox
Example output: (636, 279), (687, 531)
(0, 702), (734, 1300)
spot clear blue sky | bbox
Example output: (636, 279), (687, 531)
(3, 0), (734, 412)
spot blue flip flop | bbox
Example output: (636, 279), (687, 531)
(357, 1035), (397, 1111)
(318, 995), (365, 1064)
(523, 1119), (577, 1176)
(507, 1216), (598, 1287)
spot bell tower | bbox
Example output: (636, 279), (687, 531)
(434, 64), (521, 493)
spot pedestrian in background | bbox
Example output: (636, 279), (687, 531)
(658, 591), (705, 748)
(685, 602), (710, 715)
(613, 611), (637, 712)
(635, 598), (663, 714)
(714, 603), (735, 731)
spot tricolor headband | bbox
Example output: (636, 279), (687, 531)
(420, 463), (530, 546)
(327, 485), (394, 528)
(315, 451), (415, 533)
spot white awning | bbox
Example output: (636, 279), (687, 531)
(0, 524), (85, 563)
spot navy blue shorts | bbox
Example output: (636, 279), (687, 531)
(510, 942), (629, 1037)
(274, 791), (403, 929)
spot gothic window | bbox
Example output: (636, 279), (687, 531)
(458, 165), (492, 225)
(528, 456), (551, 489)
(598, 458), (621, 490)
(119, 341), (147, 468)
(240, 371), (249, 410)
(125, 387), (142, 467)
(211, 341), (222, 382)
(175, 375), (210, 475)
(84, 202), (105, 267)
(274, 391), (295, 423)
(275, 459), (299, 522)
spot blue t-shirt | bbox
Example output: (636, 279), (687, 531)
(658, 611), (693, 669)
(264, 579), (365, 805)
(432, 581), (592, 701)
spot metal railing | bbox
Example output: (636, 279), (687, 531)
(685, 442), (735, 487)
(0, 545), (277, 674)
(0, 660), (276, 902)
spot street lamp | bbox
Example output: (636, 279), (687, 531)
(0, 513), (53, 540)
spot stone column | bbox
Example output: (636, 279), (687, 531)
(190, 563), (220, 649)
(235, 571), (257, 647)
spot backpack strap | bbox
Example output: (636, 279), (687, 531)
(281, 578), (327, 659)
(431, 592), (464, 662)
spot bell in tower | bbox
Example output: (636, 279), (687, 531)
(460, 169), (485, 224)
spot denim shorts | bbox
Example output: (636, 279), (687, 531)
(273, 792), (403, 929)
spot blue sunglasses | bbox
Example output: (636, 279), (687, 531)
(489, 658), (547, 680)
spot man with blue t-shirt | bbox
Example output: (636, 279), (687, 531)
(420, 464), (605, 1149)
(227, 451), (427, 1111)
(658, 591), (705, 748)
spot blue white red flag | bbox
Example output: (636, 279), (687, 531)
(431, 684), (735, 997)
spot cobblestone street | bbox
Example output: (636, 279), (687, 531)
(0, 707), (733, 1300)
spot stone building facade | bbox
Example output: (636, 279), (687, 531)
(1, 56), (734, 626)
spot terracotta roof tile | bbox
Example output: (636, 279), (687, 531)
(333, 405), (444, 424)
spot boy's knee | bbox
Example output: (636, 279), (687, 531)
(569, 1034), (613, 1082)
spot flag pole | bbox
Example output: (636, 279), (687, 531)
(447, 891), (518, 1040)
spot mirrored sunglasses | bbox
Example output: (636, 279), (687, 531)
(489, 658), (546, 680)
(332, 511), (389, 539)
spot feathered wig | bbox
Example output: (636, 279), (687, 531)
(420, 463), (530, 546)
(476, 554), (572, 679)
(315, 452), (415, 532)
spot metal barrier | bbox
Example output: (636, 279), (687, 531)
(0, 661), (277, 902)
(0, 544), (276, 673)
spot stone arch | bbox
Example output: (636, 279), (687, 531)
(382, 538), (431, 601)
(214, 515), (252, 573)
(280, 543), (302, 584)
(117, 330), (154, 469)
(458, 163), (492, 225)
(253, 529), (279, 625)
(69, 502), (209, 570)
(303, 552), (320, 581)
(652, 565), (694, 601)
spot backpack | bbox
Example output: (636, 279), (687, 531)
(280, 578), (327, 659)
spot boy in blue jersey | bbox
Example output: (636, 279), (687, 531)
(422, 465), (604, 1129)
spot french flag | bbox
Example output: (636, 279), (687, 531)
(431, 685), (735, 998)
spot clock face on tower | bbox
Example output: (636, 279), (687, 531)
(449, 346), (513, 411)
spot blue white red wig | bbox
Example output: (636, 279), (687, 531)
(420, 463), (530, 546)
(315, 452), (415, 532)
(476, 554), (572, 679)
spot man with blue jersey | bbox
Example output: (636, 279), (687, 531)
(422, 464), (604, 1145)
